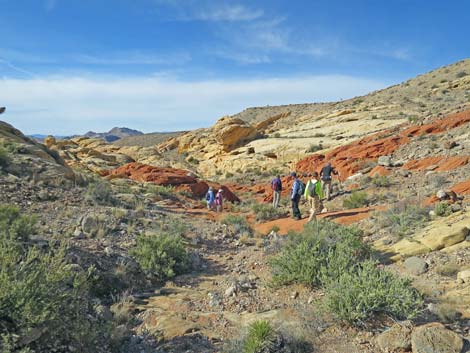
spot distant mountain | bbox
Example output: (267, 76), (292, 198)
(29, 134), (70, 141)
(83, 127), (144, 143)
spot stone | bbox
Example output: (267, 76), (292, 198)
(404, 257), (428, 275)
(377, 321), (413, 353)
(224, 284), (237, 297)
(104, 246), (114, 257)
(416, 225), (469, 251)
(411, 322), (463, 353)
(378, 155), (392, 167)
(81, 215), (99, 235)
(457, 270), (470, 283)
(436, 190), (448, 200)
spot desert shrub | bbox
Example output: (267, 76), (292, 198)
(252, 203), (284, 222)
(434, 202), (452, 217)
(131, 233), (189, 281)
(378, 202), (429, 236)
(148, 184), (175, 198)
(0, 207), (114, 352)
(273, 132), (281, 138)
(225, 171), (234, 179)
(86, 180), (118, 206)
(343, 191), (369, 209)
(243, 320), (277, 353)
(456, 71), (467, 78)
(372, 176), (391, 187)
(222, 215), (252, 235)
(0, 205), (36, 242)
(322, 260), (423, 325)
(0, 146), (10, 169)
(225, 320), (312, 353)
(307, 144), (323, 153)
(269, 220), (369, 286)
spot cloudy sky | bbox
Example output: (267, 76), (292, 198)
(1, 0), (469, 135)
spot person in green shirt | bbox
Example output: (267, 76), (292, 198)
(304, 172), (323, 222)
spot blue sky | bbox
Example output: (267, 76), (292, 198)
(0, 0), (469, 135)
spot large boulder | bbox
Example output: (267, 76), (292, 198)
(411, 323), (464, 353)
(213, 117), (259, 152)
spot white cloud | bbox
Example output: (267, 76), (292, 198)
(75, 52), (192, 66)
(192, 4), (264, 22)
(0, 74), (389, 135)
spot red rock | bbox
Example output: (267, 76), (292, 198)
(369, 166), (392, 177)
(403, 156), (469, 172)
(452, 180), (470, 195)
(106, 162), (240, 202)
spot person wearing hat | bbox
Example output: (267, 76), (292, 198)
(215, 189), (224, 212)
(290, 172), (302, 220)
(205, 187), (216, 210)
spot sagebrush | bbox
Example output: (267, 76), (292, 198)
(131, 233), (189, 281)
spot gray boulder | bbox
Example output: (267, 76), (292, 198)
(378, 155), (392, 167)
(404, 256), (428, 275)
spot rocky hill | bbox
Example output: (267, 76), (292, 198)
(113, 131), (184, 147)
(84, 127), (144, 143)
(158, 59), (470, 178)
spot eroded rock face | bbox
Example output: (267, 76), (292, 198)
(213, 117), (259, 152)
(0, 121), (76, 183)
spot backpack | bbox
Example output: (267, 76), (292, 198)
(306, 180), (317, 197)
(272, 178), (281, 191)
(205, 191), (212, 201)
(296, 180), (305, 196)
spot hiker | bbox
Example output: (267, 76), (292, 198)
(215, 189), (224, 212)
(271, 175), (282, 208)
(290, 172), (303, 220)
(205, 187), (215, 210)
(320, 162), (339, 201)
(304, 172), (323, 222)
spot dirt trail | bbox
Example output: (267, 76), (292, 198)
(254, 206), (384, 235)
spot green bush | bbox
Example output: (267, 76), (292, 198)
(243, 320), (276, 353)
(270, 220), (369, 287)
(0, 206), (115, 352)
(307, 144), (323, 153)
(131, 233), (189, 281)
(0, 205), (36, 242)
(148, 184), (175, 198)
(322, 260), (423, 324)
(0, 146), (10, 170)
(372, 176), (391, 187)
(434, 202), (452, 217)
(252, 203), (284, 222)
(343, 191), (369, 209)
(378, 203), (430, 236)
(222, 215), (252, 235)
(86, 181), (118, 206)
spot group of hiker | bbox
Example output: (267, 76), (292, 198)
(272, 162), (340, 222)
(205, 187), (224, 212)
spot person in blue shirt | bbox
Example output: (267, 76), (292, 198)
(205, 187), (215, 210)
(290, 172), (302, 220)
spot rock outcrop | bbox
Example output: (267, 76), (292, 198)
(0, 121), (76, 183)
(105, 162), (240, 202)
